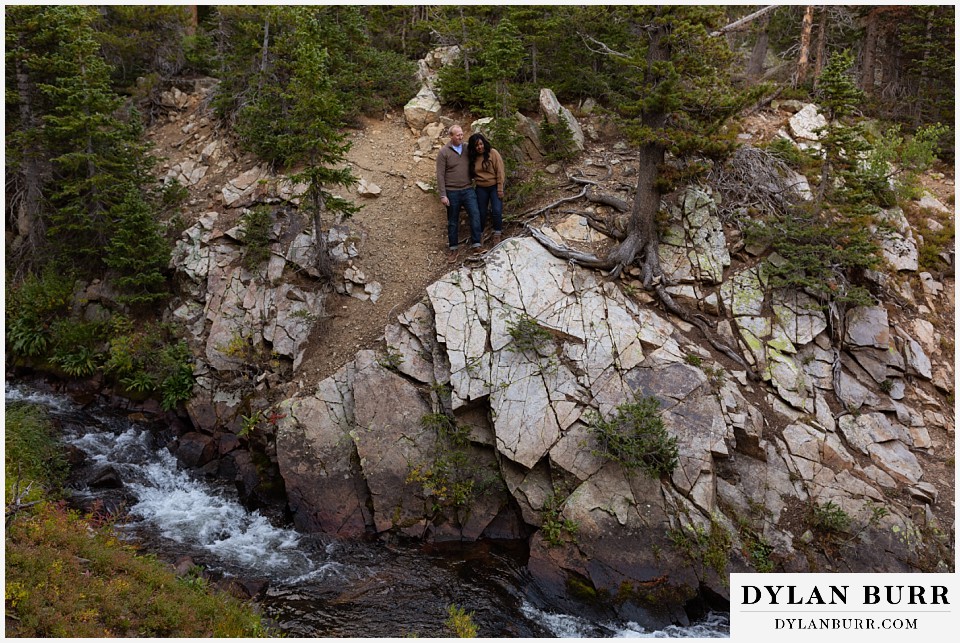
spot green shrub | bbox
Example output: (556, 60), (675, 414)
(6, 270), (77, 359)
(105, 320), (195, 408)
(669, 517), (732, 577)
(503, 170), (548, 216)
(764, 137), (809, 169)
(917, 214), (955, 272)
(541, 491), (579, 547)
(588, 394), (679, 478)
(506, 314), (553, 354)
(444, 604), (478, 638)
(811, 500), (851, 534)
(49, 319), (106, 377)
(407, 413), (487, 515)
(5, 402), (68, 500)
(540, 117), (578, 163)
(240, 206), (274, 270)
(746, 536), (775, 573)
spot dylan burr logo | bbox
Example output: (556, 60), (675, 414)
(731, 573), (957, 641)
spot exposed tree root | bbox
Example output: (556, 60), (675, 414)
(528, 222), (759, 379)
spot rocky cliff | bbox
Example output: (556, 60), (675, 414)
(148, 75), (954, 626)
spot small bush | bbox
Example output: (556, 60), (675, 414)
(764, 137), (809, 169)
(540, 117), (578, 163)
(669, 517), (732, 577)
(540, 491), (579, 547)
(5, 402), (68, 500)
(503, 170), (548, 216)
(407, 413), (484, 514)
(240, 206), (274, 270)
(506, 314), (553, 354)
(49, 319), (106, 377)
(811, 500), (851, 534)
(588, 394), (679, 478)
(444, 604), (478, 638)
(105, 320), (195, 409)
(6, 270), (76, 359)
(746, 536), (775, 573)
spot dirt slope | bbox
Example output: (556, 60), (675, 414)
(298, 115), (466, 383)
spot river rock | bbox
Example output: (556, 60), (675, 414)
(177, 432), (218, 468)
(276, 362), (372, 536)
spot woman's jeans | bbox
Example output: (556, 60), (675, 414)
(446, 188), (481, 248)
(475, 185), (503, 233)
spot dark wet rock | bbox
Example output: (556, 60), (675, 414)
(89, 465), (123, 489)
(176, 431), (217, 468)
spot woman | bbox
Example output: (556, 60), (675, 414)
(467, 132), (505, 244)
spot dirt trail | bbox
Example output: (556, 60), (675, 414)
(297, 115), (460, 383)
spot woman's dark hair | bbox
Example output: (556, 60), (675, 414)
(467, 132), (492, 179)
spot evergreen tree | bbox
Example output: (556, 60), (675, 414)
(5, 4), (169, 301)
(761, 51), (879, 309)
(574, 7), (762, 280)
(105, 190), (171, 306)
(94, 6), (194, 89)
(275, 7), (358, 274)
(211, 6), (413, 136)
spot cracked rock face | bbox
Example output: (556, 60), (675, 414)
(270, 195), (950, 619)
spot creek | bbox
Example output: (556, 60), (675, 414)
(6, 381), (729, 638)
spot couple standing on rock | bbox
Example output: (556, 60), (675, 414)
(436, 124), (505, 262)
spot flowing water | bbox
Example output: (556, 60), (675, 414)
(5, 382), (729, 638)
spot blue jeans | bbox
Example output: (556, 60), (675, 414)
(446, 188), (481, 248)
(475, 185), (503, 233)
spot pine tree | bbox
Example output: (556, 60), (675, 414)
(577, 7), (763, 278)
(6, 5), (168, 300)
(279, 7), (359, 274)
(762, 51), (879, 308)
(105, 190), (171, 306)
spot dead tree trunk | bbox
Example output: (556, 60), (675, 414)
(746, 13), (771, 78)
(812, 8), (828, 86)
(9, 57), (48, 274)
(795, 5), (815, 87)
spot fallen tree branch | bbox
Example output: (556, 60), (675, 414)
(579, 33), (631, 58)
(527, 224), (612, 269)
(710, 5), (779, 37)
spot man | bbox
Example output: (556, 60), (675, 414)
(436, 124), (482, 261)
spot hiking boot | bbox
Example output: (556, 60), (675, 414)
(447, 246), (460, 263)
(470, 242), (482, 251)
(493, 231), (503, 244)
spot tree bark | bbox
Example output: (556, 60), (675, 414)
(746, 14), (770, 78)
(186, 5), (198, 36)
(795, 5), (814, 87)
(812, 7), (828, 86)
(459, 7), (470, 75)
(859, 8), (880, 94)
(915, 12), (934, 125)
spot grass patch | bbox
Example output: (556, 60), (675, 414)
(5, 503), (269, 637)
(5, 402), (68, 503)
